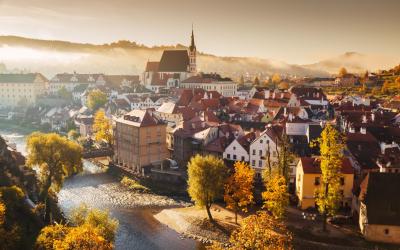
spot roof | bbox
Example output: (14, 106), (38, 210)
(50, 73), (102, 83)
(104, 75), (140, 88)
(117, 110), (163, 127)
(158, 50), (189, 72)
(237, 132), (257, 151)
(300, 157), (354, 174)
(145, 61), (160, 72)
(157, 102), (177, 114)
(0, 73), (47, 83)
(359, 173), (400, 226)
(181, 73), (233, 84)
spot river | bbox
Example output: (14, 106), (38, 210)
(0, 126), (202, 250)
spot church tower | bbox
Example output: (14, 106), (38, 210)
(188, 26), (197, 74)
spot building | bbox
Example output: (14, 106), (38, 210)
(114, 109), (168, 175)
(49, 73), (105, 94)
(0, 73), (47, 108)
(142, 29), (197, 91)
(223, 132), (256, 163)
(180, 73), (237, 97)
(296, 157), (354, 210)
(335, 74), (359, 86)
(358, 173), (400, 244)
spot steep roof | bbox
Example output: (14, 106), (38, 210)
(359, 173), (400, 226)
(117, 109), (163, 127)
(0, 73), (47, 83)
(145, 61), (160, 72)
(158, 50), (189, 72)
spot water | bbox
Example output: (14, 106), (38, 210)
(0, 126), (201, 250)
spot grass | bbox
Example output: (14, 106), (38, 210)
(120, 176), (150, 193)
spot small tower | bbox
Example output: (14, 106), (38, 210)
(188, 26), (197, 74)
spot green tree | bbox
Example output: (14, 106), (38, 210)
(187, 155), (228, 222)
(224, 161), (255, 224)
(93, 109), (113, 147)
(262, 173), (289, 219)
(311, 124), (344, 231)
(57, 86), (72, 101)
(87, 90), (107, 111)
(26, 133), (83, 223)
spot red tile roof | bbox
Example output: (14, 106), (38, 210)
(300, 157), (354, 174)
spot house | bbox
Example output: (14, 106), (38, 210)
(335, 74), (359, 86)
(180, 73), (237, 97)
(223, 132), (256, 163)
(114, 109), (168, 175)
(358, 173), (400, 244)
(296, 157), (354, 210)
(49, 73), (105, 94)
(0, 73), (47, 108)
(79, 116), (94, 137)
(72, 84), (89, 103)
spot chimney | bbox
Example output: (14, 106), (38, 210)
(288, 113), (293, 122)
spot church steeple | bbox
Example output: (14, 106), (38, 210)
(188, 25), (197, 74)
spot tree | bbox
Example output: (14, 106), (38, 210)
(262, 173), (289, 219)
(381, 80), (390, 94)
(311, 124), (344, 231)
(272, 73), (281, 87)
(371, 87), (380, 95)
(275, 133), (293, 182)
(0, 197), (21, 249)
(26, 132), (83, 223)
(93, 109), (113, 147)
(278, 81), (289, 90)
(57, 86), (72, 101)
(224, 161), (255, 224)
(187, 155), (228, 222)
(57, 225), (113, 250)
(338, 67), (348, 77)
(67, 130), (79, 141)
(35, 224), (70, 250)
(87, 89), (107, 111)
(213, 211), (292, 250)
(396, 76), (400, 85)
(238, 75), (244, 86)
(253, 77), (260, 86)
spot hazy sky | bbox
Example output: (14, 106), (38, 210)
(0, 0), (399, 64)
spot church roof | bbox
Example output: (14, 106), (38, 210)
(158, 50), (189, 72)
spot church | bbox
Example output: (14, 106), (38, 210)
(142, 29), (197, 92)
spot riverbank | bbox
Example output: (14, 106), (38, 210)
(154, 205), (240, 245)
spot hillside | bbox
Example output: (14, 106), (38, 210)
(0, 36), (328, 78)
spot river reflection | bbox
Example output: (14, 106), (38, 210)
(0, 128), (202, 250)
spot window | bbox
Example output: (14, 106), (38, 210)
(252, 149), (256, 155)
(339, 190), (344, 196)
(384, 229), (389, 235)
(260, 140), (263, 144)
(340, 177), (345, 185)
(252, 160), (255, 166)
(233, 155), (237, 160)
(259, 150), (262, 156)
(314, 177), (320, 185)
(241, 156), (245, 161)
(259, 160), (262, 168)
(227, 154), (231, 159)
(233, 146), (236, 150)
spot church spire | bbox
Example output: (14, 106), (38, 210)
(190, 24), (196, 52)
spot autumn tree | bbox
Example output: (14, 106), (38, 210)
(253, 77), (260, 86)
(338, 67), (348, 77)
(26, 132), (83, 223)
(93, 109), (113, 147)
(0, 197), (21, 249)
(187, 155), (228, 222)
(57, 225), (113, 250)
(87, 89), (107, 111)
(224, 161), (255, 224)
(396, 76), (400, 86)
(35, 224), (70, 250)
(213, 211), (293, 250)
(278, 81), (289, 90)
(381, 80), (390, 94)
(67, 129), (79, 141)
(275, 133), (293, 182)
(262, 173), (289, 219)
(311, 124), (344, 231)
(238, 75), (244, 86)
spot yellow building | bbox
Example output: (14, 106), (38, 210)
(114, 109), (168, 175)
(0, 73), (47, 107)
(296, 157), (354, 210)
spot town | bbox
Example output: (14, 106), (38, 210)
(1, 1), (400, 248)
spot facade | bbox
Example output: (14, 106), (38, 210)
(223, 132), (256, 163)
(180, 73), (237, 97)
(49, 73), (105, 94)
(296, 157), (354, 210)
(0, 73), (47, 107)
(114, 109), (168, 175)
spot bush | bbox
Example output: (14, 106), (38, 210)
(120, 177), (149, 193)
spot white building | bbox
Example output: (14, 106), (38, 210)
(223, 132), (256, 162)
(0, 73), (47, 108)
(180, 73), (237, 97)
(49, 73), (105, 94)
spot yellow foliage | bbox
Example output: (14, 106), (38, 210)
(262, 173), (289, 219)
(211, 211), (293, 250)
(272, 73), (281, 85)
(338, 67), (348, 77)
(55, 225), (113, 250)
(35, 224), (70, 250)
(187, 155), (228, 221)
(87, 89), (107, 111)
(93, 109), (113, 146)
(224, 161), (255, 223)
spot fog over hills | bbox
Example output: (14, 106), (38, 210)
(0, 36), (397, 78)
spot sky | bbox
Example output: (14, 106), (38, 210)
(0, 0), (399, 64)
